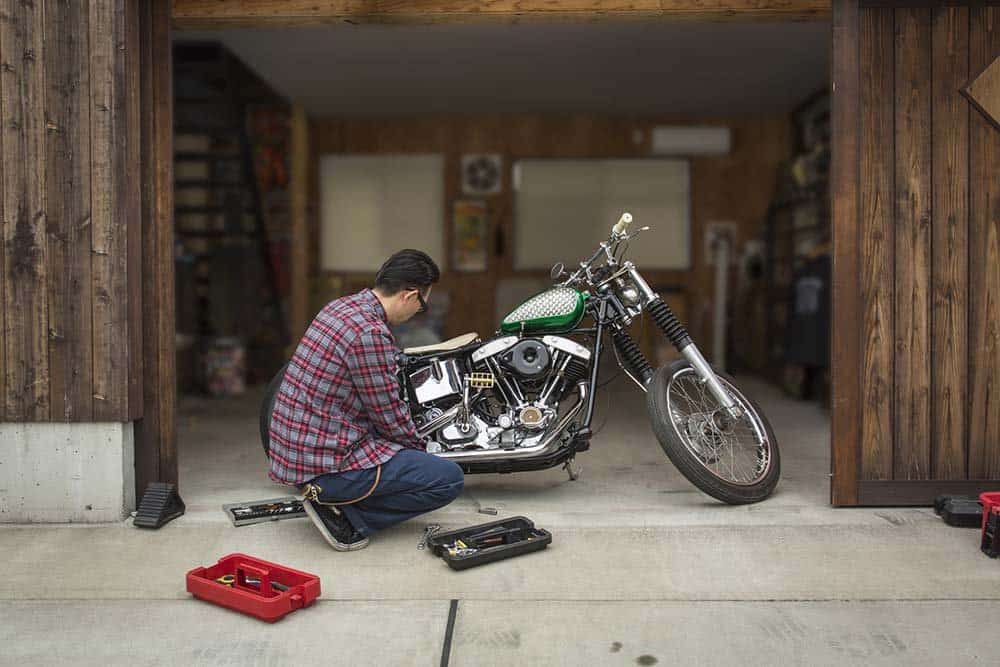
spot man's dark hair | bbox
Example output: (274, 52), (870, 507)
(374, 249), (440, 296)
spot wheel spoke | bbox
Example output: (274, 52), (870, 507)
(665, 369), (770, 486)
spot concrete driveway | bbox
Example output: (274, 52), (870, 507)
(2, 376), (997, 666)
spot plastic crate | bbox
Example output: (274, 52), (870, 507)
(186, 553), (321, 622)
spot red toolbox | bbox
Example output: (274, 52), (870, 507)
(979, 492), (1000, 531)
(186, 553), (321, 622)
(980, 493), (1000, 558)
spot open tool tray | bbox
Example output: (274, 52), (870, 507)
(428, 516), (551, 571)
(186, 553), (321, 622)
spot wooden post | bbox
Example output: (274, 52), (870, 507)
(290, 104), (310, 345)
(830, 0), (861, 506)
(134, 0), (177, 494)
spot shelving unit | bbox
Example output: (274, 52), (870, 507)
(763, 90), (831, 400)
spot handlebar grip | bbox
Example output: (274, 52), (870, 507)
(612, 212), (633, 235)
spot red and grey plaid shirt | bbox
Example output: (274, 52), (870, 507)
(268, 288), (424, 485)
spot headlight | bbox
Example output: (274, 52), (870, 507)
(620, 285), (640, 305)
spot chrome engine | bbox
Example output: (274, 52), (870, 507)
(406, 335), (591, 460)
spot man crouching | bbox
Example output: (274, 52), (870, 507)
(268, 249), (464, 550)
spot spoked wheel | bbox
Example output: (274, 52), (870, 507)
(647, 360), (780, 504)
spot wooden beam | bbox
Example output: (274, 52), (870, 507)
(171, 0), (831, 28)
(290, 105), (310, 345)
(830, 0), (860, 506)
(858, 480), (1000, 507)
(134, 0), (177, 494)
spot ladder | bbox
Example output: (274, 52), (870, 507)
(172, 43), (290, 387)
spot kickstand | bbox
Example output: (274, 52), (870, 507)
(562, 458), (581, 481)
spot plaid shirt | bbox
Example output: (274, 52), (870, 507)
(268, 288), (424, 485)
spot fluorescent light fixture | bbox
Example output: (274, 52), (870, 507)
(651, 126), (731, 156)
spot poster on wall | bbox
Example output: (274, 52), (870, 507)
(453, 200), (489, 272)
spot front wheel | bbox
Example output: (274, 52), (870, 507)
(646, 360), (780, 504)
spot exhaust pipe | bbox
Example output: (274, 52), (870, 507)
(431, 382), (588, 464)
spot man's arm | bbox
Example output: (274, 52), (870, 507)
(345, 330), (425, 449)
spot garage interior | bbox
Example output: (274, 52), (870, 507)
(168, 20), (832, 508)
(6, 1), (1000, 663)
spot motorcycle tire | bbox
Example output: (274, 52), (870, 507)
(646, 360), (780, 505)
(259, 361), (288, 460)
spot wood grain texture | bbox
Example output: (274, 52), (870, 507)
(89, 0), (127, 419)
(290, 104), (309, 344)
(964, 53), (1000, 129)
(44, 0), (94, 422)
(969, 6), (1000, 479)
(134, 0), (177, 491)
(893, 7), (932, 481)
(859, 7), (894, 481)
(930, 6), (968, 479)
(2, 0), (49, 420)
(125, 0), (143, 421)
(830, 0), (860, 505)
(171, 0), (832, 28)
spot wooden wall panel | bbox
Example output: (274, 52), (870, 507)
(0, 1), (141, 424)
(90, 0), (130, 420)
(892, 7), (932, 480)
(851, 3), (1000, 504)
(309, 114), (792, 346)
(1, 0), (49, 421)
(859, 7), (894, 481)
(968, 6), (1000, 479)
(125, 0), (144, 421)
(930, 6), (968, 479)
(43, 0), (94, 422)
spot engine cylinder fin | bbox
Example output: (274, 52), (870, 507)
(612, 329), (653, 384)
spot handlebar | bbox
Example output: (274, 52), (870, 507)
(612, 212), (633, 236)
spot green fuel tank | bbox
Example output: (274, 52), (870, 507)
(500, 287), (587, 334)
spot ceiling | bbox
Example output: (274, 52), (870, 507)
(178, 21), (830, 116)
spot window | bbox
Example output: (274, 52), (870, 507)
(513, 159), (690, 270)
(320, 154), (444, 271)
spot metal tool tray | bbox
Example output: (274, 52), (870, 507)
(427, 516), (551, 570)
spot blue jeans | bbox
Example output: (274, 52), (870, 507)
(310, 448), (464, 537)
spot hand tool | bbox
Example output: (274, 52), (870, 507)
(418, 523), (441, 550)
(214, 574), (290, 592)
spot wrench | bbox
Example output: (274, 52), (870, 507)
(417, 523), (441, 550)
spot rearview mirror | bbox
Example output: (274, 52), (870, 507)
(550, 262), (566, 280)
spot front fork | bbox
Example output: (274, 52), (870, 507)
(624, 268), (742, 419)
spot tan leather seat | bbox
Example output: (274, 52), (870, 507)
(403, 332), (479, 355)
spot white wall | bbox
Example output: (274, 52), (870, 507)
(513, 159), (691, 270)
(0, 423), (134, 523)
(320, 154), (444, 271)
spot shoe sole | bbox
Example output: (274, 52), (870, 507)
(302, 500), (370, 552)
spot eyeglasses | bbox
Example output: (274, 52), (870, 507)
(415, 290), (428, 314)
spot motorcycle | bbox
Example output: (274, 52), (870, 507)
(397, 212), (779, 504)
(262, 213), (780, 504)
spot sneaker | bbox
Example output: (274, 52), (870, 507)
(301, 496), (370, 552)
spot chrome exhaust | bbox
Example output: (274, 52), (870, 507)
(433, 382), (588, 463)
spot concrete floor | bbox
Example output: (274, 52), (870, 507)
(2, 375), (999, 666)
